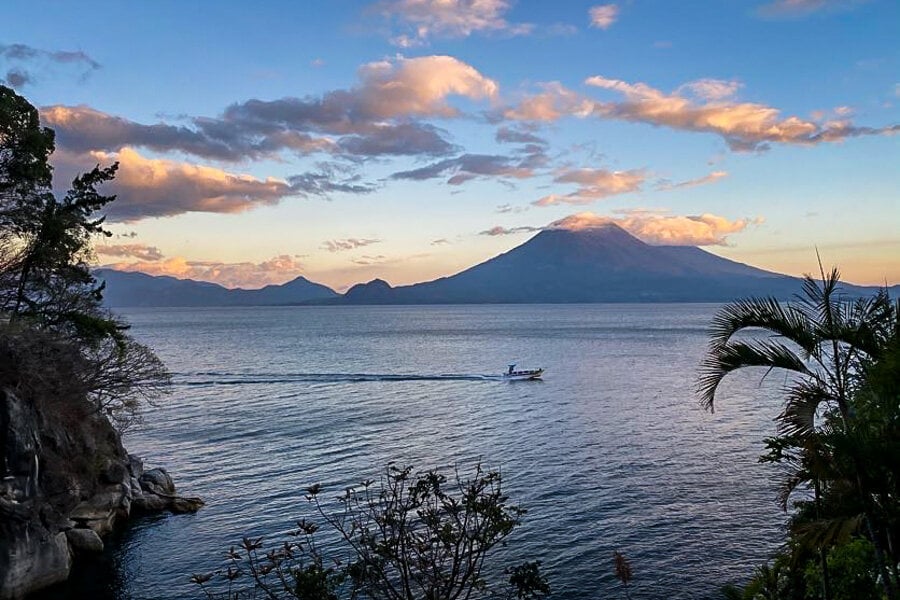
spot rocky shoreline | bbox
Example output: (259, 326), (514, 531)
(0, 388), (203, 599)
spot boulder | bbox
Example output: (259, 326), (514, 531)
(139, 468), (175, 496)
(69, 486), (127, 536)
(0, 387), (203, 597)
(127, 454), (143, 479)
(169, 496), (205, 513)
(0, 528), (71, 599)
(131, 493), (167, 512)
(100, 460), (129, 486)
(65, 528), (104, 554)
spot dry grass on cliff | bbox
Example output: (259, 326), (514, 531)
(0, 320), (170, 432)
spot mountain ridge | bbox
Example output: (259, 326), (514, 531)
(97, 225), (897, 306)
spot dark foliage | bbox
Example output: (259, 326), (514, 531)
(194, 464), (549, 600)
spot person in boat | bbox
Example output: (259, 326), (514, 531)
(508, 364), (515, 375)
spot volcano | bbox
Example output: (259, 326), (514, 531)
(341, 223), (801, 304)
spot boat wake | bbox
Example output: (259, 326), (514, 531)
(173, 371), (525, 386)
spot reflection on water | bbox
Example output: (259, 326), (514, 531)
(47, 304), (787, 599)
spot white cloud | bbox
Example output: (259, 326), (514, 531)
(588, 4), (619, 29)
(375, 0), (533, 45)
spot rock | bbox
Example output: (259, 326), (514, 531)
(65, 528), (104, 554)
(0, 384), (203, 597)
(169, 496), (205, 513)
(139, 468), (175, 496)
(100, 460), (129, 486)
(127, 454), (143, 479)
(69, 486), (127, 536)
(0, 528), (71, 599)
(131, 493), (167, 512)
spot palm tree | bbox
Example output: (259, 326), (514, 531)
(698, 266), (899, 600)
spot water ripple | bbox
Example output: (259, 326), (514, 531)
(58, 304), (788, 600)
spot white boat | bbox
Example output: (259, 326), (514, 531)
(503, 364), (544, 380)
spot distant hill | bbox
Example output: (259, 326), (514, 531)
(96, 226), (898, 307)
(338, 224), (876, 304)
(96, 269), (338, 307)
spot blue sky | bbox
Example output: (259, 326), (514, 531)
(3, 0), (898, 289)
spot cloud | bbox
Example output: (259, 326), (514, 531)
(3, 68), (31, 88)
(479, 225), (541, 236)
(104, 254), (309, 289)
(43, 55), (495, 163)
(656, 170), (728, 191)
(589, 4), (619, 29)
(321, 238), (382, 252)
(677, 79), (742, 101)
(374, 0), (533, 45)
(495, 126), (547, 145)
(351, 55), (499, 118)
(430, 238), (450, 245)
(583, 75), (899, 151)
(534, 167), (646, 206)
(503, 81), (594, 121)
(0, 43), (100, 86)
(503, 77), (898, 151)
(286, 169), (377, 196)
(42, 105), (270, 161)
(548, 210), (762, 246)
(52, 147), (370, 221)
(757, 0), (869, 17)
(95, 243), (164, 261)
(223, 55), (497, 129)
(352, 254), (389, 265)
(391, 153), (536, 185)
(336, 122), (457, 156)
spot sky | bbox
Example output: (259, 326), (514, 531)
(2, 0), (898, 290)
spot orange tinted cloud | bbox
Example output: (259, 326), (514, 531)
(534, 167), (646, 206)
(656, 170), (728, 191)
(357, 55), (499, 118)
(104, 254), (308, 289)
(548, 210), (762, 246)
(506, 76), (897, 151)
(81, 147), (294, 221)
(95, 243), (164, 261)
(503, 82), (594, 121)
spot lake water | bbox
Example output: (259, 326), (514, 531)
(53, 304), (791, 599)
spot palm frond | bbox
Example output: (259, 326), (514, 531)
(797, 267), (842, 319)
(791, 514), (863, 551)
(778, 379), (834, 439)
(708, 296), (818, 354)
(776, 469), (809, 511)
(699, 339), (811, 412)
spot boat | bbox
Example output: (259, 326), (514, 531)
(503, 364), (544, 380)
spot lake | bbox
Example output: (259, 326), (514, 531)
(51, 304), (790, 599)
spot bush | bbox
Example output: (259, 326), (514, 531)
(193, 464), (549, 600)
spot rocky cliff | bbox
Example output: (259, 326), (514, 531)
(0, 352), (202, 598)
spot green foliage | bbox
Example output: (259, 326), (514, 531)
(0, 84), (54, 211)
(194, 464), (549, 600)
(702, 269), (900, 599)
(0, 84), (168, 431)
(804, 538), (880, 600)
